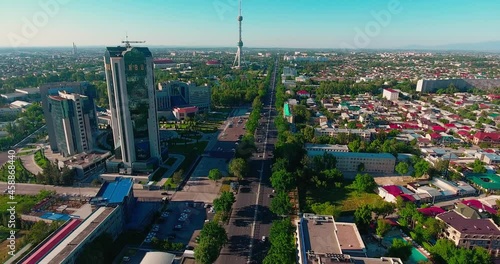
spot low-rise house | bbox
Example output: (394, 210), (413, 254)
(473, 131), (500, 146)
(436, 210), (500, 257)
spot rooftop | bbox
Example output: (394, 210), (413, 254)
(39, 207), (117, 264)
(92, 178), (133, 205)
(436, 210), (500, 235)
(302, 216), (342, 254)
(326, 152), (395, 159)
(62, 151), (111, 168)
(305, 144), (349, 151)
(335, 223), (365, 253)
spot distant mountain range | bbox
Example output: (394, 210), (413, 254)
(400, 41), (500, 52)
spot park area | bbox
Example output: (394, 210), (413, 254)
(303, 180), (384, 214)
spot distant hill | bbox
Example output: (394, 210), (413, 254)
(401, 41), (500, 52)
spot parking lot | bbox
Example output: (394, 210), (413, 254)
(142, 201), (208, 249)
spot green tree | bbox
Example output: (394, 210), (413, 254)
(270, 170), (296, 192)
(264, 218), (296, 264)
(208, 168), (222, 182)
(472, 159), (487, 173)
(357, 162), (365, 172)
(213, 191), (235, 215)
(301, 126), (315, 142)
(376, 219), (391, 237)
(194, 221), (228, 264)
(386, 239), (412, 261)
(413, 159), (430, 178)
(354, 204), (372, 232)
(352, 173), (377, 193)
(228, 158), (247, 179)
(372, 201), (395, 219)
(311, 202), (341, 218)
(270, 191), (293, 216)
(172, 169), (184, 184)
(395, 162), (409, 175)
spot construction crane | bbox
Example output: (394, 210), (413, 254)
(121, 34), (145, 48)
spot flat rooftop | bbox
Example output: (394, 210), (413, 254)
(39, 207), (116, 264)
(93, 178), (133, 204)
(335, 223), (365, 252)
(62, 151), (111, 168)
(301, 215), (342, 254)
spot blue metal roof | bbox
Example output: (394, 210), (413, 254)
(100, 178), (133, 204)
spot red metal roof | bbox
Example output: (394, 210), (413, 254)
(418, 206), (445, 217)
(173, 106), (198, 113)
(462, 200), (497, 215)
(432, 126), (446, 132)
(474, 131), (500, 142)
(437, 211), (500, 235)
(22, 219), (82, 264)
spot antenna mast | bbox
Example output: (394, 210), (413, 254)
(232, 0), (244, 69)
(122, 34), (145, 48)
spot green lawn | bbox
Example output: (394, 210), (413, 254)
(163, 178), (178, 190)
(169, 141), (208, 172)
(34, 150), (49, 169)
(303, 183), (384, 213)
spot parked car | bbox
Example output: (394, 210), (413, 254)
(261, 236), (266, 242)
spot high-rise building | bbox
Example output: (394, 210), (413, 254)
(104, 46), (161, 174)
(46, 91), (95, 157)
(157, 81), (211, 112)
(41, 82), (98, 154)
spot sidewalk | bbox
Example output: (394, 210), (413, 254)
(156, 154), (185, 187)
(5, 243), (32, 264)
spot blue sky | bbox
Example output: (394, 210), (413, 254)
(1, 0), (499, 48)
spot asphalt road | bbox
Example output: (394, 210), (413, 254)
(217, 60), (279, 264)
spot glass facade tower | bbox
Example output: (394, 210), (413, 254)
(104, 46), (161, 174)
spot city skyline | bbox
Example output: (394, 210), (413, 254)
(1, 0), (500, 49)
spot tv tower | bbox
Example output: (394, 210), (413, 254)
(232, 0), (244, 69)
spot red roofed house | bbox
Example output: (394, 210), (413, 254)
(173, 106), (198, 120)
(418, 206), (445, 217)
(473, 132), (500, 146)
(378, 185), (418, 203)
(462, 200), (497, 215)
(296, 90), (310, 97)
(426, 133), (442, 143)
(432, 126), (446, 132)
(206, 59), (221, 66)
(383, 88), (399, 101)
(488, 94), (500, 101)
(153, 59), (176, 69)
(437, 211), (500, 256)
(479, 103), (490, 109)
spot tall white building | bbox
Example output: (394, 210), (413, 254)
(383, 88), (399, 101)
(104, 46), (161, 174)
